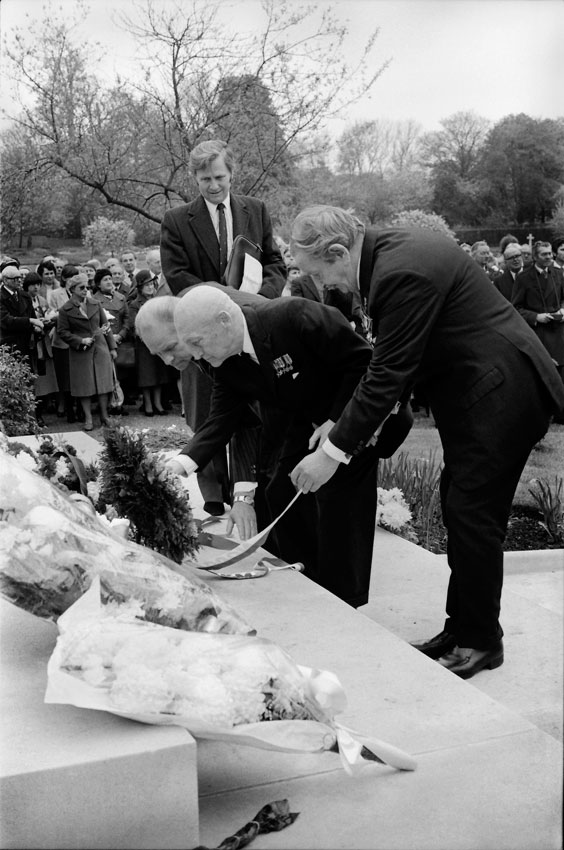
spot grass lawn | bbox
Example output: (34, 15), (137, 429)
(399, 413), (564, 508)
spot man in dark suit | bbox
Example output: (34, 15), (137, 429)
(513, 240), (564, 386)
(0, 263), (45, 358)
(289, 205), (564, 679)
(160, 139), (287, 516)
(493, 243), (523, 303)
(149, 285), (389, 608)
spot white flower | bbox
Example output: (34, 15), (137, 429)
(15, 451), (38, 472)
(87, 480), (101, 503)
(54, 457), (70, 482)
(376, 487), (412, 531)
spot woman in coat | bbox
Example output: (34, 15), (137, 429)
(92, 267), (135, 414)
(126, 270), (169, 416)
(57, 273), (117, 430)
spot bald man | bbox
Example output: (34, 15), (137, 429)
(148, 285), (409, 608)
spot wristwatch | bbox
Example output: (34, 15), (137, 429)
(233, 492), (255, 505)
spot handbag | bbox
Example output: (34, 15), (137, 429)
(224, 235), (262, 289)
(115, 340), (136, 368)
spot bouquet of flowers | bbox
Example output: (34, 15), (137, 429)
(0, 450), (253, 635)
(46, 580), (417, 774)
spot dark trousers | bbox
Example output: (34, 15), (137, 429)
(440, 363), (554, 649)
(264, 445), (380, 608)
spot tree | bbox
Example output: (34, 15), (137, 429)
(2, 0), (388, 230)
(479, 114), (564, 224)
(420, 111), (490, 180)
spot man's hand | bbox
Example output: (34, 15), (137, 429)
(290, 448), (340, 493)
(166, 458), (188, 476)
(225, 502), (258, 541)
(110, 349), (117, 360)
(308, 419), (335, 451)
(537, 313), (555, 324)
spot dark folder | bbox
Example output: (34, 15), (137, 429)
(224, 235), (262, 289)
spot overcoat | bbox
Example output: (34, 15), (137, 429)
(127, 293), (169, 389)
(513, 265), (564, 365)
(0, 286), (35, 357)
(57, 299), (116, 397)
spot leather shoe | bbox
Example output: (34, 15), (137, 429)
(203, 501), (226, 517)
(438, 641), (504, 679)
(411, 630), (456, 659)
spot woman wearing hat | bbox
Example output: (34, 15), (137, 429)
(126, 270), (169, 416)
(57, 273), (117, 430)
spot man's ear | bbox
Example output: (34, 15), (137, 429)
(327, 244), (349, 261)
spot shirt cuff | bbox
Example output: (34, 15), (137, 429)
(322, 438), (351, 465)
(174, 454), (198, 476)
(233, 481), (257, 495)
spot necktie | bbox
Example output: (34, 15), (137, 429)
(217, 202), (228, 277)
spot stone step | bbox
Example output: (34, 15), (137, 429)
(361, 528), (564, 741)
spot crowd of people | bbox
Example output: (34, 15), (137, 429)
(2, 138), (564, 683)
(0, 250), (180, 427)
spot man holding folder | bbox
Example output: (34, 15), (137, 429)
(160, 140), (286, 515)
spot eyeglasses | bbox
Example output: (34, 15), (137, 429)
(3, 275), (23, 281)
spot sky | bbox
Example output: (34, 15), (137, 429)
(1, 0), (562, 136)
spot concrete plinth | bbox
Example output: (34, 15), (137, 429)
(0, 601), (199, 850)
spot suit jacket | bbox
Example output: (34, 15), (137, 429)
(493, 269), (520, 303)
(0, 286), (34, 356)
(182, 297), (373, 471)
(160, 194), (286, 299)
(513, 265), (564, 364)
(328, 228), (564, 489)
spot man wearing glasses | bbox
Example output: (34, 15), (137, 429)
(0, 262), (45, 359)
(494, 244), (523, 303)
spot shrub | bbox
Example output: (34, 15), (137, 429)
(82, 217), (136, 258)
(528, 476), (564, 547)
(389, 209), (457, 241)
(0, 347), (38, 436)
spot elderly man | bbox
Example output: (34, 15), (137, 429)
(470, 241), (501, 282)
(289, 205), (564, 679)
(137, 286), (407, 609)
(160, 139), (286, 515)
(1, 263), (45, 357)
(494, 243), (523, 302)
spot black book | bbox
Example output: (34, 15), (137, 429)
(224, 235), (262, 289)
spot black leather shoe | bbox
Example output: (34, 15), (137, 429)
(411, 630), (457, 659)
(438, 641), (504, 679)
(203, 501), (226, 517)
